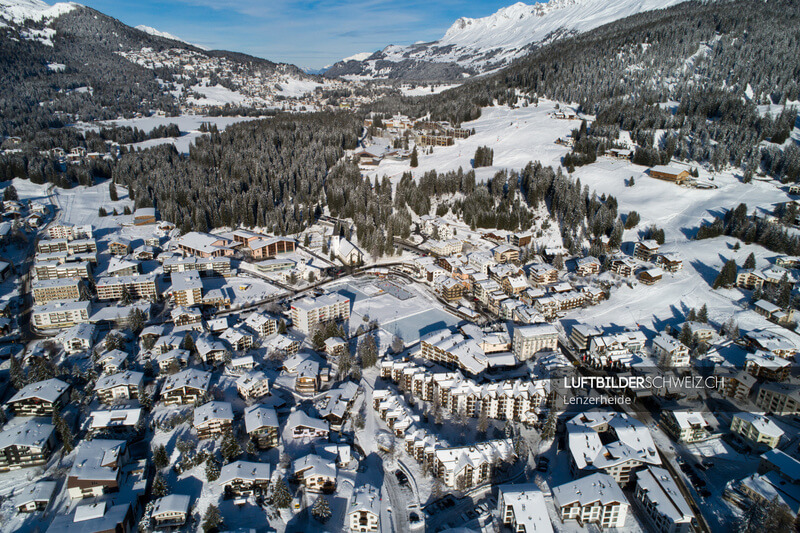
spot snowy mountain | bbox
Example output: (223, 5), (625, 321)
(134, 24), (207, 49)
(0, 0), (76, 25)
(325, 0), (689, 80)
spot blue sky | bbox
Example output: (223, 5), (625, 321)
(74, 0), (526, 69)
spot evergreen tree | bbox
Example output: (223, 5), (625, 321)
(183, 332), (196, 354)
(311, 495), (332, 523)
(98, 207), (107, 217)
(205, 456), (220, 482)
(541, 410), (557, 440)
(272, 476), (292, 509)
(697, 304), (709, 323)
(128, 308), (146, 334)
(278, 319), (287, 334)
(9, 353), (24, 389)
(743, 252), (756, 270)
(624, 211), (640, 229)
(358, 334), (378, 368)
(52, 410), (73, 453)
(202, 504), (223, 533)
(220, 431), (241, 463)
(713, 260), (738, 289)
(109, 181), (118, 201)
(3, 185), (18, 201)
(410, 146), (418, 168)
(679, 323), (693, 346)
(153, 444), (169, 470)
(152, 473), (169, 497)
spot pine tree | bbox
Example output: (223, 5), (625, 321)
(153, 444), (169, 470)
(183, 332), (196, 354)
(3, 185), (18, 201)
(205, 456), (220, 482)
(9, 353), (24, 389)
(410, 146), (418, 168)
(541, 410), (557, 440)
(220, 431), (241, 463)
(98, 207), (107, 217)
(52, 410), (73, 453)
(697, 304), (709, 323)
(202, 504), (223, 533)
(109, 181), (118, 201)
(679, 323), (693, 346)
(358, 335), (378, 368)
(311, 495), (332, 523)
(272, 476), (291, 509)
(477, 410), (489, 435)
(152, 473), (169, 497)
(743, 252), (756, 270)
(713, 259), (737, 289)
(128, 308), (146, 334)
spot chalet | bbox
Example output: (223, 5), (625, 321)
(171, 306), (204, 328)
(528, 264), (558, 285)
(66, 439), (128, 499)
(294, 453), (337, 493)
(633, 240), (660, 261)
(96, 349), (128, 374)
(294, 359), (321, 395)
(608, 148), (633, 160)
(634, 467), (693, 533)
(219, 460), (271, 497)
(88, 407), (142, 436)
(660, 411), (710, 443)
(160, 368), (211, 405)
(195, 334), (228, 363)
(193, 401), (234, 440)
(244, 311), (278, 337)
(745, 351), (791, 381)
(324, 336), (347, 357)
(657, 252), (683, 272)
(754, 299), (793, 324)
(156, 348), (190, 373)
(498, 484), (553, 533)
(107, 238), (132, 256)
(492, 244), (519, 264)
(47, 502), (133, 533)
(731, 412), (783, 451)
(236, 371), (271, 401)
(58, 322), (95, 354)
(95, 371), (143, 403)
(244, 404), (279, 449)
(717, 370), (758, 402)
(133, 207), (157, 225)
(649, 165), (690, 183)
(653, 333), (690, 368)
(0, 419), (56, 471)
(287, 409), (329, 439)
(611, 257), (636, 277)
(575, 256), (601, 276)
(151, 495), (191, 528)
(553, 473), (629, 528)
(13, 480), (57, 513)
(220, 325), (255, 351)
(436, 277), (464, 301)
(7, 378), (69, 417)
(348, 484), (381, 532)
(317, 381), (359, 431)
(638, 267), (664, 285)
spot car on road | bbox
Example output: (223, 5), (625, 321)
(536, 457), (550, 472)
(395, 469), (409, 485)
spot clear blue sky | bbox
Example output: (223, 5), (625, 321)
(73, 0), (527, 69)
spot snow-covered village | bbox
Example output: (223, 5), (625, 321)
(1, 0), (800, 533)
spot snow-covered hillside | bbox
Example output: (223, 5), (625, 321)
(134, 24), (206, 49)
(325, 0), (688, 80)
(0, 0), (76, 25)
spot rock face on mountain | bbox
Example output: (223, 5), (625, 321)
(324, 0), (687, 80)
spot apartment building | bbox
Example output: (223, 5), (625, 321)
(171, 271), (203, 306)
(160, 369), (212, 406)
(553, 473), (629, 528)
(290, 293), (350, 334)
(193, 401), (234, 439)
(731, 412), (784, 450)
(512, 324), (559, 360)
(0, 419), (56, 472)
(32, 300), (91, 329)
(7, 378), (69, 417)
(348, 485), (380, 532)
(634, 467), (694, 533)
(219, 461), (271, 497)
(756, 382), (800, 415)
(32, 278), (82, 304)
(652, 333), (690, 368)
(95, 371), (143, 404)
(244, 404), (279, 449)
(660, 410), (710, 443)
(498, 484), (554, 533)
(34, 260), (91, 280)
(95, 274), (158, 301)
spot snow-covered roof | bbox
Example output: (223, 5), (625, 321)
(349, 484), (380, 517)
(218, 460), (271, 485)
(0, 418), (55, 450)
(667, 410), (709, 430)
(734, 412), (784, 439)
(152, 494), (191, 517)
(193, 401), (234, 426)
(635, 466), (693, 524)
(244, 404), (279, 432)
(68, 439), (127, 482)
(8, 378), (69, 404)
(95, 371), (143, 390)
(162, 368), (211, 393)
(89, 407), (142, 429)
(498, 484), (554, 533)
(552, 472), (628, 508)
(293, 453), (336, 479)
(286, 409), (329, 433)
(13, 480), (57, 507)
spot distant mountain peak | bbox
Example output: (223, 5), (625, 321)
(0, 0), (78, 25)
(326, 0), (688, 80)
(135, 24), (207, 49)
